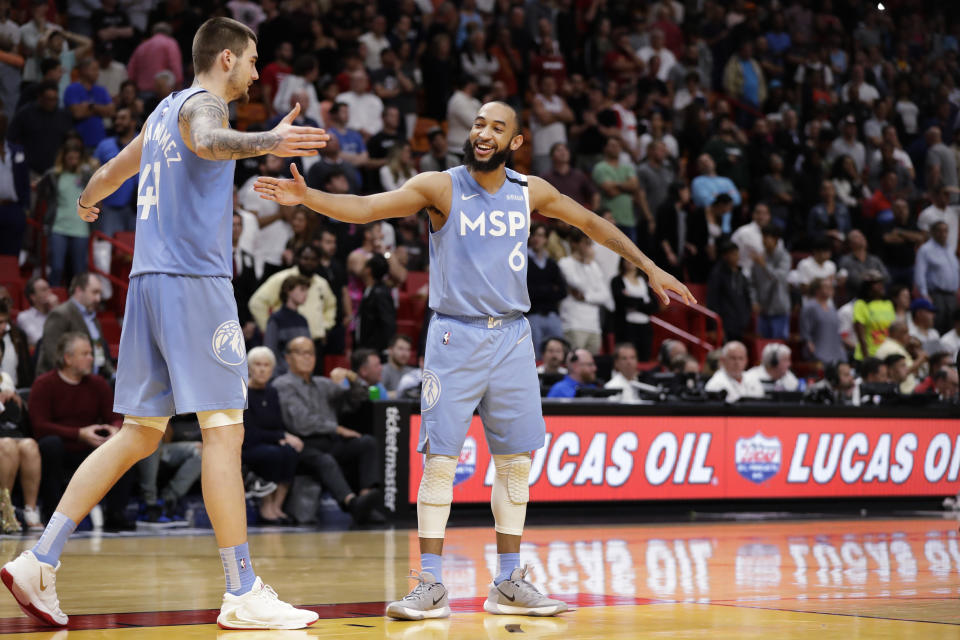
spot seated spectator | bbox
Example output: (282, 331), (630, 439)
(264, 275), (311, 373)
(859, 356), (888, 385)
(527, 222), (567, 360)
(744, 343), (800, 392)
(852, 271), (895, 361)
(248, 245), (338, 365)
(611, 258), (658, 361)
(706, 241), (752, 343)
(913, 351), (953, 395)
(876, 322), (922, 394)
(232, 212), (260, 343)
(418, 126), (458, 173)
(799, 278), (847, 364)
(704, 341), (764, 402)
(37, 273), (113, 378)
(382, 335), (415, 398)
(788, 235), (837, 295)
(0, 369), (42, 531)
(941, 309), (960, 361)
(808, 180), (851, 245)
(908, 298), (941, 354)
(125, 23), (182, 93)
(604, 343), (655, 402)
(749, 225), (791, 340)
(933, 367), (959, 402)
(0, 299), (32, 387)
(272, 54), (322, 125)
(324, 102), (369, 169)
(365, 106), (405, 191)
(238, 154), (294, 277)
(547, 348), (599, 398)
(17, 276), (58, 347)
(135, 425), (201, 525)
(355, 254), (396, 353)
(8, 82), (72, 177)
(804, 361), (856, 405)
(558, 231), (614, 353)
(272, 337), (384, 524)
(838, 230), (890, 296)
(530, 75), (573, 176)
(29, 332), (131, 527)
(336, 70), (383, 139)
(723, 41), (766, 110)
(537, 336), (569, 378)
(915, 221), (959, 334)
(351, 348), (387, 400)
(242, 347), (300, 524)
(878, 198), (924, 287)
(540, 142), (599, 210)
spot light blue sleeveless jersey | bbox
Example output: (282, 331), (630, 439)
(130, 87), (235, 278)
(428, 166), (532, 317)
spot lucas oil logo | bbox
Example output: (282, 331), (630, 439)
(212, 320), (247, 366)
(735, 433), (782, 484)
(455, 436), (477, 486)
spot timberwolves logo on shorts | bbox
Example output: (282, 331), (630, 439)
(212, 320), (247, 366)
(454, 436), (477, 485)
(421, 369), (441, 411)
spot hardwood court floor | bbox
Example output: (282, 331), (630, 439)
(0, 517), (958, 639)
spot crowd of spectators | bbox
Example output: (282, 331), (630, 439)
(1, 0), (960, 532)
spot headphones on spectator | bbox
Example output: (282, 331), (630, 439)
(763, 343), (787, 369)
(659, 340), (676, 367)
(824, 361), (839, 386)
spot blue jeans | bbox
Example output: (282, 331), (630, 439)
(48, 233), (88, 286)
(527, 311), (565, 360)
(758, 314), (789, 340)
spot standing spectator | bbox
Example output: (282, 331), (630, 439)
(263, 275), (311, 372)
(8, 82), (72, 176)
(878, 198), (925, 287)
(29, 332), (131, 526)
(336, 71), (384, 139)
(379, 143), (416, 192)
(446, 75), (481, 161)
(125, 23), (183, 93)
(592, 137), (641, 242)
(744, 343), (800, 391)
(529, 76), (573, 176)
(460, 28), (499, 91)
(828, 116), (867, 174)
(611, 258), (657, 361)
(925, 127), (958, 197)
(788, 235), (838, 294)
(37, 140), (96, 286)
(539, 142), (598, 210)
(63, 58), (115, 150)
(272, 55), (322, 125)
(915, 221), (960, 334)
(366, 106), (405, 191)
(853, 270), (895, 361)
(382, 335), (414, 397)
(723, 41), (766, 111)
(239, 154), (294, 277)
(324, 103), (369, 169)
(355, 254), (395, 353)
(527, 222), (566, 361)
(92, 107), (137, 236)
(371, 47), (418, 139)
(838, 230), (889, 295)
(16, 277), (56, 348)
(93, 42), (127, 99)
(840, 64), (880, 106)
(808, 179), (851, 246)
(750, 226), (791, 340)
(704, 341), (764, 402)
(691, 153), (741, 210)
(358, 15), (390, 71)
(800, 278), (847, 364)
(637, 140), (675, 217)
(92, 0), (134, 62)
(917, 183), (959, 255)
(315, 227), (350, 356)
(707, 241), (752, 343)
(760, 154), (794, 229)
(730, 202), (772, 278)
(558, 231), (614, 354)
(0, 299), (30, 387)
(37, 273), (113, 378)
(259, 42), (292, 118)
(0, 112), (29, 257)
(420, 33), (457, 122)
(419, 126), (458, 173)
(637, 29), (677, 83)
(547, 348), (600, 398)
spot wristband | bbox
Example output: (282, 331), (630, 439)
(78, 196), (94, 210)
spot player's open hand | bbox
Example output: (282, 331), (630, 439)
(270, 102), (329, 157)
(646, 264), (697, 306)
(255, 163), (307, 206)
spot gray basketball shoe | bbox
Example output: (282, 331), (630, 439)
(483, 566), (568, 616)
(385, 571), (451, 621)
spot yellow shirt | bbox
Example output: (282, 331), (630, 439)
(248, 267), (337, 340)
(853, 299), (895, 360)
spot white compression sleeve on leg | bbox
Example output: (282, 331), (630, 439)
(417, 454), (458, 538)
(491, 454), (531, 536)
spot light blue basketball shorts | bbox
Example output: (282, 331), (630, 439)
(114, 273), (248, 417)
(419, 312), (546, 457)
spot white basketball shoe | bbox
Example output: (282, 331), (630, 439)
(217, 577), (319, 630)
(1, 550), (68, 626)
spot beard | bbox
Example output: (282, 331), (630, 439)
(227, 67), (251, 104)
(462, 138), (511, 173)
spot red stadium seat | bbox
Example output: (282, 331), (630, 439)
(99, 313), (122, 344)
(323, 354), (349, 376)
(0, 279), (23, 310)
(0, 256), (18, 281)
(50, 287), (68, 303)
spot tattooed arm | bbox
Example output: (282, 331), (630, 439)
(178, 92), (329, 161)
(529, 175), (696, 306)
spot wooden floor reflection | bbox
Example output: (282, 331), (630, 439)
(0, 517), (958, 638)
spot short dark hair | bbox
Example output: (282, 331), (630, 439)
(279, 274), (310, 304)
(0, 297), (9, 316)
(718, 239), (738, 256)
(883, 353), (905, 368)
(68, 273), (95, 295)
(366, 253), (389, 281)
(350, 347), (378, 372)
(711, 193), (733, 207)
(761, 224), (781, 238)
(37, 80), (59, 96)
(56, 331), (91, 370)
(613, 342), (637, 360)
(811, 235), (833, 252)
(192, 17), (257, 75)
(389, 334), (413, 348)
(24, 276), (44, 300)
(292, 53), (317, 76)
(860, 357), (883, 379)
(541, 336), (570, 358)
(40, 58), (61, 75)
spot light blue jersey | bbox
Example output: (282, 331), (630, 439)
(419, 166), (545, 457)
(131, 87), (235, 278)
(429, 166), (532, 317)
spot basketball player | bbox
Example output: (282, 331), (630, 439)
(255, 101), (696, 620)
(2, 18), (325, 630)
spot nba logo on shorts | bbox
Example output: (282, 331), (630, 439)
(454, 436), (477, 485)
(421, 369), (441, 411)
(442, 331), (451, 345)
(735, 433), (782, 484)
(212, 320), (247, 366)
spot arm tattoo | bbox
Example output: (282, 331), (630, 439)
(178, 92), (281, 160)
(603, 238), (627, 255)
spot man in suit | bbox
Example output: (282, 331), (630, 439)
(37, 273), (114, 378)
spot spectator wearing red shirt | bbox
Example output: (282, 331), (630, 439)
(651, 6), (685, 57)
(862, 170), (898, 220)
(126, 23), (183, 93)
(540, 142), (599, 214)
(260, 41), (292, 117)
(530, 36), (566, 91)
(29, 332), (132, 527)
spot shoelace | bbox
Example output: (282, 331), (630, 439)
(507, 565), (543, 598)
(255, 582), (297, 611)
(402, 570), (441, 601)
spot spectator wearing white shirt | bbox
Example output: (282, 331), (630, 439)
(907, 298), (941, 353)
(460, 28), (499, 90)
(605, 343), (656, 403)
(239, 155), (294, 277)
(705, 341), (764, 402)
(730, 203), (771, 278)
(16, 277), (57, 347)
(917, 183), (959, 255)
(557, 230), (614, 354)
(940, 310), (960, 361)
(788, 236), (838, 295)
(840, 64), (880, 106)
(530, 75), (573, 176)
(378, 142), (416, 192)
(446, 75), (481, 159)
(358, 15), (390, 71)
(273, 55), (323, 126)
(637, 29), (676, 82)
(744, 343), (800, 392)
(336, 71), (383, 139)
(827, 115), (867, 174)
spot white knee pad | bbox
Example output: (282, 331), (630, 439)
(417, 454), (458, 538)
(124, 415), (171, 431)
(196, 409), (244, 429)
(491, 454), (531, 536)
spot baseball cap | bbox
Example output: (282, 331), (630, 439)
(910, 298), (935, 312)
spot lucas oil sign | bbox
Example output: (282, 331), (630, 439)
(407, 415), (960, 502)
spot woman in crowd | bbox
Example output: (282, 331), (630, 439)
(0, 367), (42, 533)
(611, 259), (659, 361)
(379, 142), (417, 192)
(890, 283), (912, 325)
(808, 178), (851, 247)
(282, 208), (317, 267)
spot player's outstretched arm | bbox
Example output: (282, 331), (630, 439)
(77, 131), (145, 223)
(529, 175), (696, 306)
(179, 94), (329, 161)
(254, 165), (445, 224)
